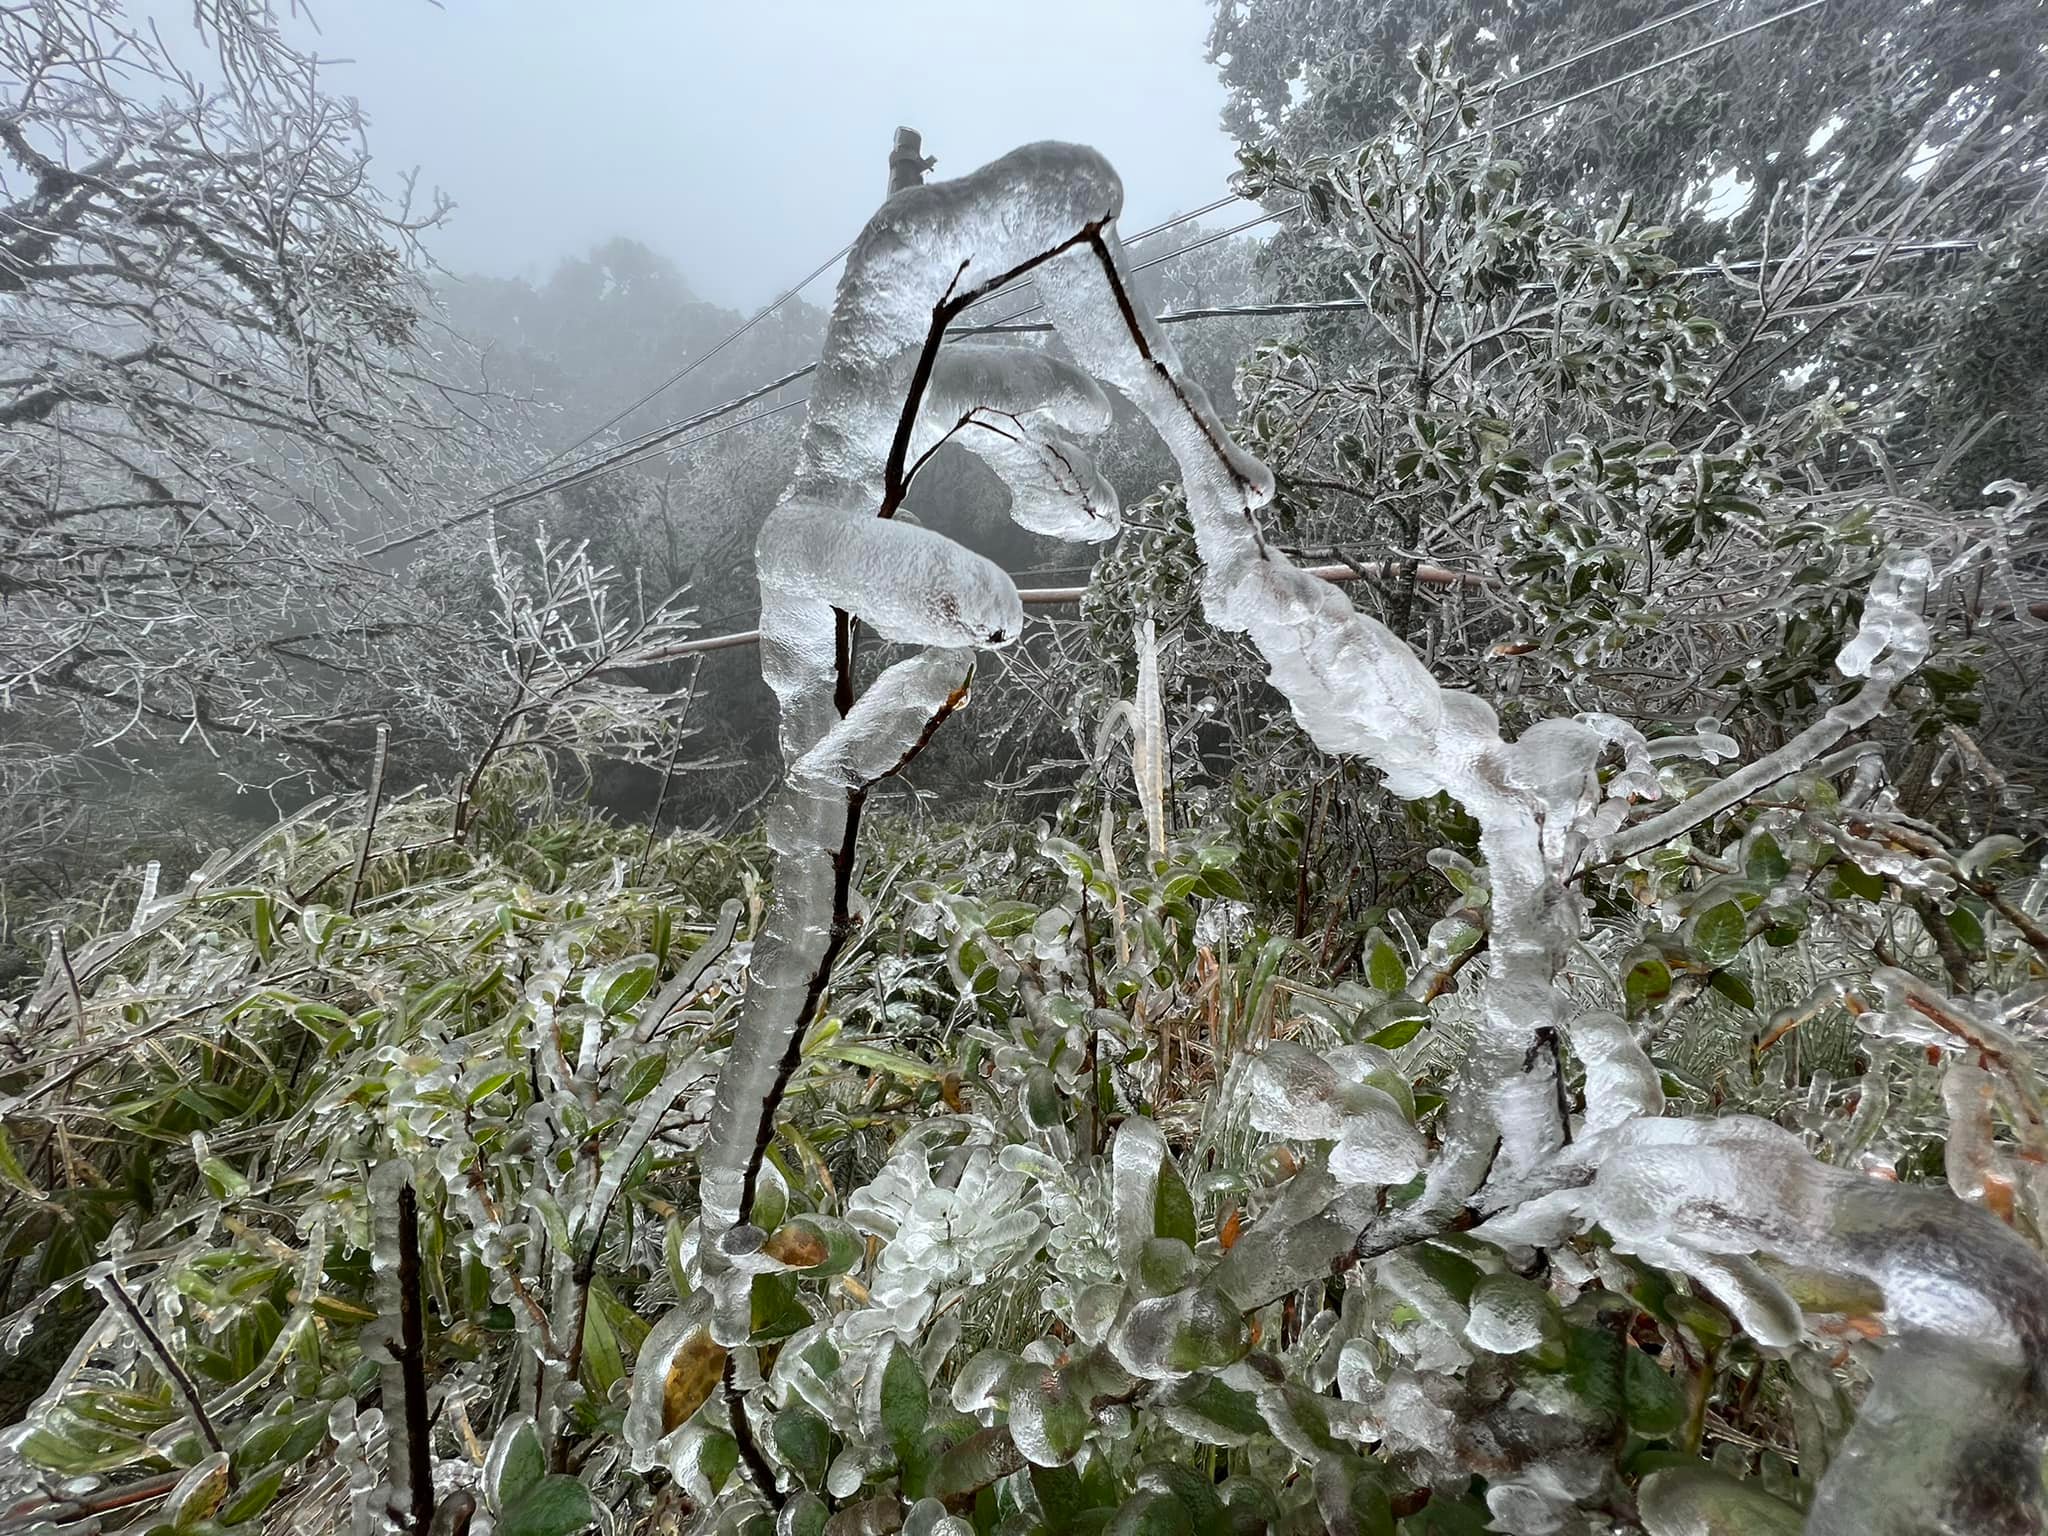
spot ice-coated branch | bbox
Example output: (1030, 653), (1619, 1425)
(697, 146), (1131, 1336)
(1001, 168), (2044, 1530)
(368, 1160), (435, 1536)
(1013, 218), (1667, 1240)
(1477, 1115), (2048, 1533)
(685, 141), (2041, 1530)
(1599, 554), (1933, 867)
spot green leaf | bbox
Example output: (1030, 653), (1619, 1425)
(1366, 995), (1431, 1049)
(773, 1404), (832, 1489)
(486, 1416), (547, 1507)
(1948, 898), (1986, 952)
(165, 1453), (231, 1531)
(580, 1277), (648, 1400)
(1637, 1466), (1804, 1534)
(581, 955), (656, 1016)
(0, 1125), (45, 1200)
(696, 1432), (739, 1496)
(1153, 1158), (1198, 1247)
(218, 1463), (288, 1526)
(1831, 861), (1885, 901)
(498, 1476), (595, 1536)
(985, 901), (1039, 939)
(812, 1041), (945, 1081)
(1106, 1488), (1200, 1536)
(1030, 1465), (1090, 1528)
(198, 1157), (249, 1202)
(1707, 969), (1756, 1010)
(1624, 1347), (1686, 1437)
(1159, 1375), (1266, 1444)
(749, 1271), (810, 1343)
(1691, 902), (1747, 967)
(1623, 953), (1673, 1018)
(1366, 1016), (1427, 1049)
(1364, 927), (1407, 993)
(875, 1340), (929, 1462)
(1744, 834), (1790, 885)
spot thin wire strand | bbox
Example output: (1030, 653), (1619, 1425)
(364, 232), (1982, 557)
(946, 0), (1831, 336)
(493, 240), (856, 497)
(1481, 0), (1737, 101)
(472, 235), (1981, 509)
(957, 0), (1749, 323)
(363, 0), (1883, 554)
(1488, 0), (1830, 137)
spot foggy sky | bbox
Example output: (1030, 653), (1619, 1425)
(287, 1), (1242, 308)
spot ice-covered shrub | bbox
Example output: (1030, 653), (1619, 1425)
(4, 127), (2047, 1536)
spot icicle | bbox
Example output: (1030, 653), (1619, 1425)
(1131, 619), (1168, 861)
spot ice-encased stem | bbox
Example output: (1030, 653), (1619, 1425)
(1026, 223), (1602, 1257)
(697, 145), (1131, 1307)
(1599, 558), (1930, 868)
(1572, 1117), (2048, 1533)
(368, 1160), (435, 1536)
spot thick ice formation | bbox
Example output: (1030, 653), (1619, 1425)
(1464, 1272), (1555, 1356)
(681, 135), (2038, 1529)
(1476, 1114), (2048, 1530)
(1246, 1041), (1426, 1186)
(699, 145), (1135, 1333)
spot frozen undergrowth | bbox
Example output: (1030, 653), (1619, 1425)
(673, 141), (2048, 1535)
(4, 133), (2045, 1536)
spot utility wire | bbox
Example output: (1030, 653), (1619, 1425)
(373, 231), (1977, 536)
(955, 0), (1755, 325)
(365, 229), (1979, 558)
(1487, 0), (1829, 138)
(366, 0), (1852, 555)
(948, 0), (1832, 338)
(1483, 0), (1738, 102)
(492, 240), (856, 499)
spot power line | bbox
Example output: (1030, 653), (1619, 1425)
(363, 231), (1983, 555)
(493, 240), (856, 499)
(956, 0), (1757, 325)
(365, 0), (1858, 555)
(1487, 0), (1829, 138)
(641, 562), (1493, 661)
(1485, 0), (1738, 102)
(953, 0), (1832, 337)
(962, 238), (1988, 333)
(362, 365), (818, 556)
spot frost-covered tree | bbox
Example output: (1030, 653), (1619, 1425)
(0, 1), (507, 818)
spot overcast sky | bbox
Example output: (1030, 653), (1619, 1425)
(283, 1), (1241, 309)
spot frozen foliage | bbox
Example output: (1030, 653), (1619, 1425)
(1246, 1041), (1426, 1185)
(844, 1141), (1044, 1337)
(11, 112), (2048, 1536)
(793, 136), (2043, 1535)
(1464, 1273), (1555, 1356)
